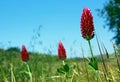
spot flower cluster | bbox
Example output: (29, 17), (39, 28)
(21, 45), (30, 61)
(80, 7), (94, 40)
(58, 41), (66, 59)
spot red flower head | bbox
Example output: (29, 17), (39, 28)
(21, 45), (30, 61)
(58, 41), (66, 59)
(80, 7), (94, 40)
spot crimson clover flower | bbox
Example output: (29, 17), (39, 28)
(80, 7), (94, 40)
(58, 41), (66, 59)
(21, 45), (30, 61)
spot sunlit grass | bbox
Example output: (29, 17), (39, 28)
(0, 49), (120, 82)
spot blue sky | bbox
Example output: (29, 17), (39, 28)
(0, 0), (115, 58)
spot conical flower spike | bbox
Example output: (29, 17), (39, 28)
(80, 7), (94, 40)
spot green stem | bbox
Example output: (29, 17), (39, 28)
(24, 62), (32, 82)
(95, 71), (99, 82)
(27, 64), (32, 82)
(88, 40), (94, 59)
(62, 60), (65, 66)
(10, 64), (16, 82)
(96, 36), (108, 81)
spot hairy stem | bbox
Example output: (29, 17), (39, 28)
(88, 40), (94, 59)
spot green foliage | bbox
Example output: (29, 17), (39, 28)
(57, 63), (70, 74)
(0, 49), (120, 82)
(63, 64), (69, 73)
(98, 0), (120, 46)
(57, 67), (66, 74)
(88, 58), (98, 70)
(0, 48), (4, 52)
(6, 47), (20, 52)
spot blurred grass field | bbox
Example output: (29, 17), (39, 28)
(0, 48), (120, 82)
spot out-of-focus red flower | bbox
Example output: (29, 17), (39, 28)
(80, 7), (94, 40)
(21, 45), (30, 61)
(58, 41), (66, 59)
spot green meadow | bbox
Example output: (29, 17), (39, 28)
(0, 47), (120, 82)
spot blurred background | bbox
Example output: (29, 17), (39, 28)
(0, 0), (117, 58)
